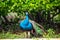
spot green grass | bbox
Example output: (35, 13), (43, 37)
(0, 28), (60, 38)
(0, 32), (26, 39)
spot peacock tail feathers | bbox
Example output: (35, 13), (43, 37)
(29, 20), (44, 35)
(34, 24), (44, 35)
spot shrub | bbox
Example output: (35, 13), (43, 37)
(43, 28), (60, 38)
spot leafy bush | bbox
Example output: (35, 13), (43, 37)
(43, 28), (60, 38)
(0, 0), (60, 23)
(53, 14), (60, 23)
(0, 0), (60, 15)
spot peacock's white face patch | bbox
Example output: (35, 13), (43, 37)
(26, 12), (28, 15)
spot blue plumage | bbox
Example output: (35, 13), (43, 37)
(20, 12), (33, 31)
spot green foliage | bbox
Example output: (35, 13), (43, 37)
(0, 32), (26, 38)
(0, 0), (60, 24)
(53, 14), (60, 23)
(0, 0), (60, 16)
(43, 28), (60, 38)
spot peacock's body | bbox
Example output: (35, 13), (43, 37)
(20, 12), (33, 31)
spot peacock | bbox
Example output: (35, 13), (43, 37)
(19, 12), (46, 38)
(20, 12), (33, 37)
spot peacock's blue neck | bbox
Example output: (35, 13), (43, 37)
(26, 15), (29, 20)
(22, 15), (29, 26)
(25, 12), (29, 20)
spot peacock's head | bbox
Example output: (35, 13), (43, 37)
(25, 12), (29, 20)
(26, 12), (28, 16)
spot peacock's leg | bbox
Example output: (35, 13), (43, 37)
(27, 31), (30, 38)
(24, 31), (27, 38)
(24, 31), (30, 38)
